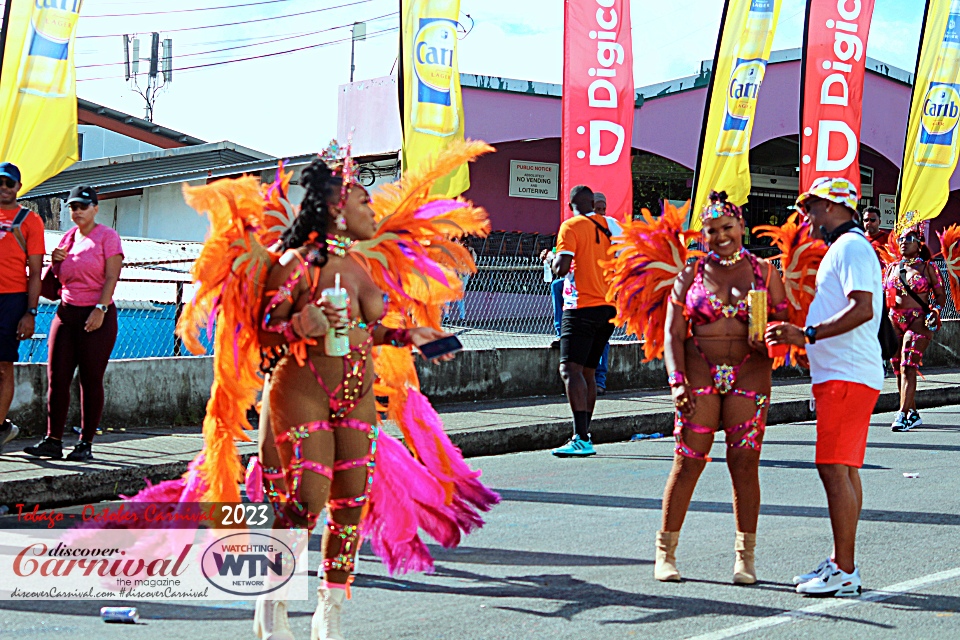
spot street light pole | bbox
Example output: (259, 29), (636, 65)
(350, 21), (366, 83)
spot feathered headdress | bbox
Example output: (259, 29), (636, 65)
(605, 199), (701, 362)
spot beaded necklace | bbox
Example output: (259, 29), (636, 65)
(325, 234), (355, 258)
(707, 247), (747, 267)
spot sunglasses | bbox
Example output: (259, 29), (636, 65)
(69, 202), (93, 211)
(0, 177), (17, 189)
(899, 235), (920, 243)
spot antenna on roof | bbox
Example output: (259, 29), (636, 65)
(122, 32), (173, 122)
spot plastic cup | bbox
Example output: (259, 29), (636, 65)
(765, 321), (790, 358)
(321, 273), (350, 357)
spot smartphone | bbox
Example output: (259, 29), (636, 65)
(418, 335), (463, 360)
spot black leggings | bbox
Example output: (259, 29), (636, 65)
(47, 303), (118, 442)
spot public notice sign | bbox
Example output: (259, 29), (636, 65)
(879, 193), (897, 229)
(509, 160), (559, 200)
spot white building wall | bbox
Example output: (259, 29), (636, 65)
(78, 125), (160, 161)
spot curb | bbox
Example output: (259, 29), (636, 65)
(5, 382), (959, 509)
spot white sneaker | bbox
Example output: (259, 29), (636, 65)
(796, 565), (862, 597)
(792, 557), (833, 585)
(891, 412), (907, 431)
(906, 410), (923, 429)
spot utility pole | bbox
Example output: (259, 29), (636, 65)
(350, 22), (366, 83)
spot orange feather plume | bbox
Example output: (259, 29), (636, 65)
(175, 176), (280, 503)
(605, 200), (700, 362)
(754, 213), (826, 368)
(938, 224), (960, 313)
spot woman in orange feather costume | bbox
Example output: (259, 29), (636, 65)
(149, 140), (499, 640)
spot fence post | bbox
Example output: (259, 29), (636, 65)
(174, 282), (184, 357)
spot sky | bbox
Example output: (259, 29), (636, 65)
(63, 0), (927, 157)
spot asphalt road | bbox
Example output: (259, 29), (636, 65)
(3, 405), (960, 639)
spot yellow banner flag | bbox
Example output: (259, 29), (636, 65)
(898, 0), (960, 231)
(401, 0), (469, 197)
(690, 0), (781, 231)
(0, 0), (82, 193)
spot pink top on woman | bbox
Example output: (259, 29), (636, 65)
(56, 225), (124, 307)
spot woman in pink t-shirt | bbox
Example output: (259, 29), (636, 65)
(24, 186), (123, 462)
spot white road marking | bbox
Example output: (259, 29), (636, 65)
(686, 566), (960, 640)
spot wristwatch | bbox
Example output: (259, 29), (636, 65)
(95, 304), (109, 313)
(27, 307), (37, 317)
(804, 325), (818, 345)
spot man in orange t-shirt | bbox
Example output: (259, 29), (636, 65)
(549, 185), (615, 457)
(0, 162), (44, 452)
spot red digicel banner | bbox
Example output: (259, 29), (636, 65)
(561, 0), (634, 222)
(799, 0), (876, 194)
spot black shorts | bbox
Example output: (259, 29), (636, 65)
(0, 292), (27, 363)
(559, 305), (616, 369)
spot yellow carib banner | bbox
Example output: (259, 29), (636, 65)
(0, 0), (82, 193)
(401, 0), (469, 196)
(898, 0), (960, 230)
(690, 0), (781, 230)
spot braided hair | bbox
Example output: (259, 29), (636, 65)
(280, 157), (343, 266)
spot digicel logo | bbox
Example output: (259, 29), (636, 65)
(802, 0), (868, 175)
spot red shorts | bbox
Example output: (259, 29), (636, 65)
(813, 380), (880, 468)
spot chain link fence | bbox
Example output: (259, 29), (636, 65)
(18, 248), (958, 361)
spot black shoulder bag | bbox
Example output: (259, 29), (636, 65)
(584, 215), (612, 244)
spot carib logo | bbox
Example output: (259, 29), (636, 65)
(412, 17), (459, 137)
(915, 13), (960, 168)
(19, 0), (83, 98)
(717, 58), (767, 156)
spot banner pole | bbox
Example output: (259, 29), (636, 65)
(896, 0), (932, 208)
(0, 0), (15, 90)
(689, 0), (732, 225)
(797, 0), (813, 194)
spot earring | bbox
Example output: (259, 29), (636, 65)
(335, 213), (347, 231)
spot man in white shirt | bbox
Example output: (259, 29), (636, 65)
(766, 177), (883, 598)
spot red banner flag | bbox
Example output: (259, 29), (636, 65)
(799, 0), (876, 194)
(562, 0), (634, 222)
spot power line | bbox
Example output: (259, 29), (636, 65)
(76, 11), (397, 70)
(78, 25), (398, 82)
(84, 0), (302, 19)
(78, 0), (373, 39)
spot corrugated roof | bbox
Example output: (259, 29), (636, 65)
(23, 141), (276, 198)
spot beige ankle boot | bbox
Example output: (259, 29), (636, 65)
(253, 584), (295, 640)
(733, 531), (757, 585)
(654, 531), (681, 582)
(311, 586), (346, 640)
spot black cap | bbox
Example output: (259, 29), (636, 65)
(0, 162), (21, 183)
(66, 185), (98, 206)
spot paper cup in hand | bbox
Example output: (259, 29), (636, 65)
(766, 321), (789, 358)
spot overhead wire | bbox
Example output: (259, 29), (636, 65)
(84, 0), (304, 19)
(77, 25), (398, 82)
(77, 0), (373, 39)
(75, 11), (397, 70)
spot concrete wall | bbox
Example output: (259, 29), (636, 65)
(11, 321), (960, 434)
(11, 357), (213, 436)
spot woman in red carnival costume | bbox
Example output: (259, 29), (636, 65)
(883, 219), (945, 432)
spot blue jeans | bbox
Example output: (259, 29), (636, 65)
(551, 278), (564, 337)
(596, 343), (610, 389)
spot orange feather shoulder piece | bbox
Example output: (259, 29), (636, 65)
(754, 213), (826, 368)
(605, 200), (701, 362)
(938, 224), (960, 313)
